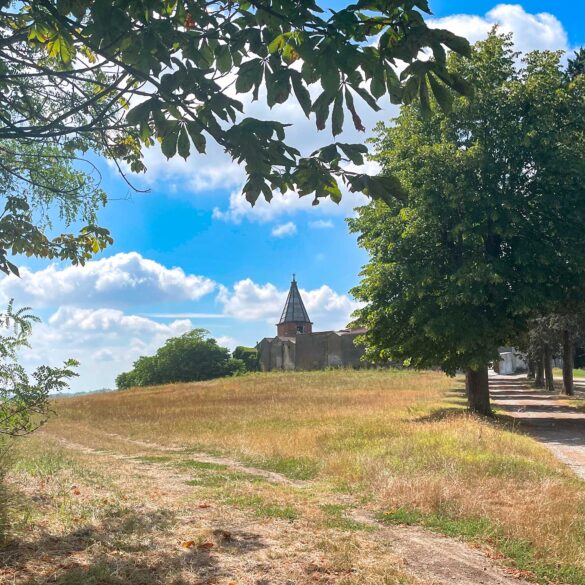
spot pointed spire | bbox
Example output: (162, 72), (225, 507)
(279, 275), (311, 324)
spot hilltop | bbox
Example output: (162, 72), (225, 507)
(5, 370), (585, 585)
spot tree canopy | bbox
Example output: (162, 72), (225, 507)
(349, 33), (585, 415)
(1, 0), (472, 222)
(116, 329), (244, 388)
(0, 140), (112, 276)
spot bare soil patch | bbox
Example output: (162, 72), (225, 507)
(3, 431), (532, 585)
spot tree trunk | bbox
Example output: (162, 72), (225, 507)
(544, 343), (555, 392)
(527, 358), (535, 380)
(562, 329), (575, 396)
(465, 366), (493, 416)
(534, 349), (545, 388)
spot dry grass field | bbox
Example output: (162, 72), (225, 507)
(3, 370), (585, 585)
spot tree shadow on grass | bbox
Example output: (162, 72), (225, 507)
(412, 385), (470, 423)
(490, 376), (585, 450)
(0, 507), (268, 584)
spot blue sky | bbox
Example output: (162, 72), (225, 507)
(5, 2), (584, 391)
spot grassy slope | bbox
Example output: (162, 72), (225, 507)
(553, 367), (585, 378)
(9, 370), (585, 584)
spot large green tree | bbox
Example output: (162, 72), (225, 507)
(349, 33), (585, 415)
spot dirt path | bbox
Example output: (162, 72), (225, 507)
(5, 430), (535, 585)
(490, 374), (585, 480)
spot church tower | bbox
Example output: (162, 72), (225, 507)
(277, 275), (313, 337)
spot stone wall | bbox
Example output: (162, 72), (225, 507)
(258, 337), (296, 371)
(295, 331), (365, 370)
(257, 330), (366, 372)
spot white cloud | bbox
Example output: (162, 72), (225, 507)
(142, 312), (227, 319)
(216, 335), (238, 351)
(20, 306), (195, 392)
(271, 222), (297, 238)
(217, 278), (360, 331)
(429, 4), (569, 53)
(217, 280), (283, 322)
(309, 219), (334, 229)
(0, 252), (215, 308)
(136, 141), (244, 194)
(212, 160), (377, 224)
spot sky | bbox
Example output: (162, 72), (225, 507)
(6, 2), (584, 392)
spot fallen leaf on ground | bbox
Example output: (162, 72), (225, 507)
(197, 541), (215, 550)
(181, 540), (196, 549)
(198, 503), (211, 508)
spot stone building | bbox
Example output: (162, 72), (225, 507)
(257, 275), (366, 371)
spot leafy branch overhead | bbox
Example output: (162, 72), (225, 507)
(1, 0), (472, 208)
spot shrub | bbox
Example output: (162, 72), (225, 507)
(233, 346), (259, 372)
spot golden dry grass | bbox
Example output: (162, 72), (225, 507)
(6, 369), (585, 584)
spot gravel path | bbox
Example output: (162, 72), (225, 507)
(490, 374), (585, 480)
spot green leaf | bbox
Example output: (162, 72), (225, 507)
(178, 126), (190, 159)
(370, 69), (386, 100)
(186, 122), (207, 153)
(215, 45), (232, 74)
(402, 76), (420, 104)
(351, 85), (381, 112)
(291, 72), (311, 117)
(126, 99), (154, 126)
(436, 29), (472, 58)
(428, 73), (453, 113)
(338, 142), (367, 165)
(160, 127), (179, 159)
(235, 58), (263, 94)
(332, 93), (344, 137)
(267, 69), (291, 107)
(325, 179), (342, 203)
(363, 174), (407, 204)
(268, 34), (286, 54)
(6, 261), (19, 277)
(312, 91), (334, 131)
(419, 78), (431, 118)
(321, 68), (340, 94)
(384, 67), (403, 104)
(345, 88), (365, 132)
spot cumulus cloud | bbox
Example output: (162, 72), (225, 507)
(212, 161), (377, 224)
(20, 307), (195, 392)
(429, 4), (569, 53)
(217, 278), (360, 331)
(271, 222), (297, 238)
(0, 252), (216, 308)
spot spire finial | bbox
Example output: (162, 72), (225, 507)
(292, 273), (296, 282)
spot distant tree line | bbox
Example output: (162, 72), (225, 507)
(115, 330), (259, 389)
